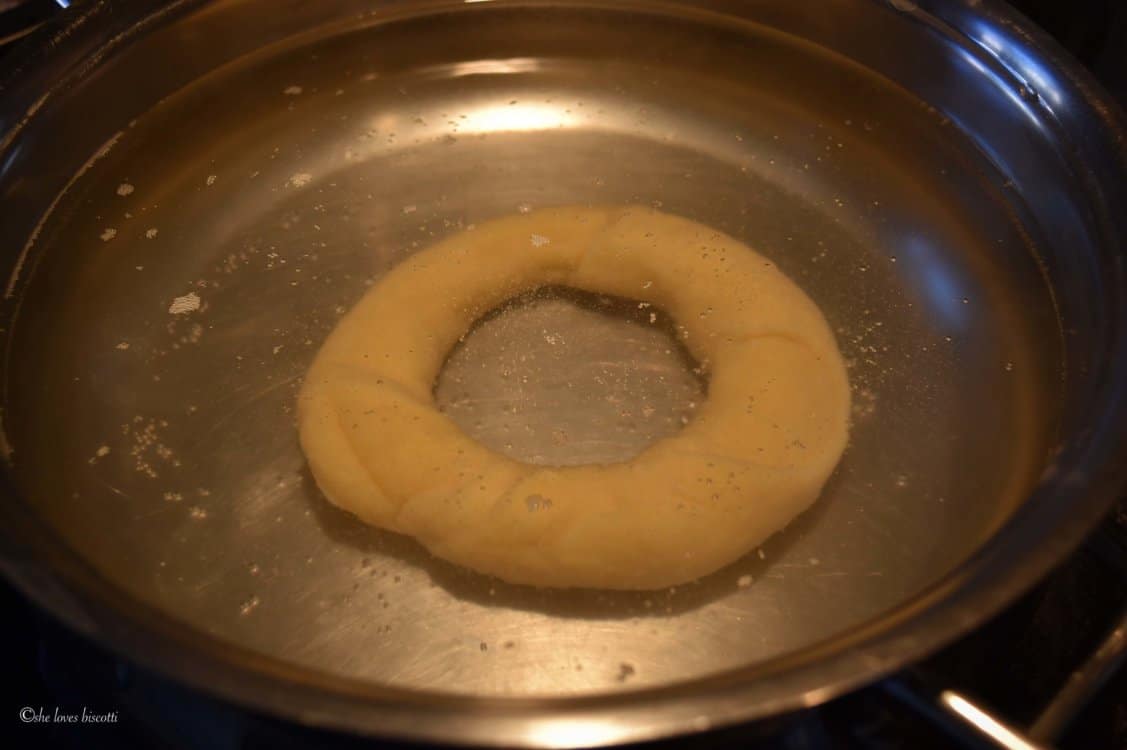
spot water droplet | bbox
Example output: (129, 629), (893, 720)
(239, 595), (260, 616)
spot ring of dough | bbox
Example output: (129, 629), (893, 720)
(298, 206), (850, 590)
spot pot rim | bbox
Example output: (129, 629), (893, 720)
(0, 0), (1125, 746)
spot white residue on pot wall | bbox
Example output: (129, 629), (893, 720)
(168, 292), (201, 315)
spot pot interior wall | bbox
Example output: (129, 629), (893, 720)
(0, 0), (1073, 698)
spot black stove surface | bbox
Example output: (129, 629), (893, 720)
(2, 0), (1126, 748)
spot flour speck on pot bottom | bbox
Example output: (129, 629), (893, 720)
(298, 206), (850, 590)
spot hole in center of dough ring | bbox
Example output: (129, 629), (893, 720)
(433, 283), (708, 466)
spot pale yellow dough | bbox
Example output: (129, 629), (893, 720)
(298, 206), (850, 589)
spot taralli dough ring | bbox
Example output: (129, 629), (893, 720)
(298, 206), (850, 590)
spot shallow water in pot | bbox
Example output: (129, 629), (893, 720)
(3, 5), (1059, 695)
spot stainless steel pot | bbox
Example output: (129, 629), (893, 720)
(0, 0), (1125, 746)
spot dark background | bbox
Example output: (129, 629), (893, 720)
(1013, 0), (1127, 105)
(1, 0), (1125, 748)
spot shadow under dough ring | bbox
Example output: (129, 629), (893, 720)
(298, 206), (851, 590)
